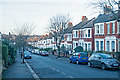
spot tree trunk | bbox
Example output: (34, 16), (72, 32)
(58, 46), (60, 58)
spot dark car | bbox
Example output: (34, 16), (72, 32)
(24, 51), (32, 59)
(69, 52), (88, 64)
(41, 51), (49, 56)
(88, 53), (120, 70)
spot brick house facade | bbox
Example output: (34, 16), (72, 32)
(94, 13), (120, 52)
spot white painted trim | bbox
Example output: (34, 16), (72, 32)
(95, 39), (104, 51)
(105, 36), (116, 52)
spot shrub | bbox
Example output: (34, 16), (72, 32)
(74, 46), (83, 52)
(2, 45), (8, 68)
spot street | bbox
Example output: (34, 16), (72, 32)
(26, 53), (119, 79)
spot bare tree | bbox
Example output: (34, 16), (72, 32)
(90, 0), (119, 18)
(14, 22), (35, 62)
(48, 14), (71, 58)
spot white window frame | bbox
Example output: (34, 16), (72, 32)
(111, 22), (115, 34)
(95, 23), (104, 35)
(95, 39), (104, 51)
(73, 30), (78, 38)
(105, 36), (116, 52)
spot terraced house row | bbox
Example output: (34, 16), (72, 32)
(29, 7), (120, 53)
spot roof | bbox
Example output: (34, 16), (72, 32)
(64, 26), (74, 33)
(73, 18), (95, 30)
(82, 18), (96, 29)
(94, 13), (116, 23)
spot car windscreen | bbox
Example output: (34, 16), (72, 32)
(43, 51), (47, 54)
(100, 54), (113, 59)
(24, 52), (30, 55)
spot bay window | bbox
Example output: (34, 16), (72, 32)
(100, 24), (104, 34)
(96, 41), (99, 51)
(111, 23), (115, 34)
(88, 29), (90, 37)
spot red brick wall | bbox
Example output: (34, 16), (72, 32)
(104, 23), (107, 36)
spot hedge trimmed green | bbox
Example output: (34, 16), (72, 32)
(2, 45), (8, 68)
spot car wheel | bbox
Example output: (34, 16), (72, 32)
(101, 63), (106, 70)
(69, 59), (72, 63)
(76, 60), (79, 64)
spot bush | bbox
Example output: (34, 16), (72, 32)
(74, 46), (83, 52)
(2, 45), (8, 68)
(44, 48), (52, 52)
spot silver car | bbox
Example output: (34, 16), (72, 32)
(88, 53), (120, 70)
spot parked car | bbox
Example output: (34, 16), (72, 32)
(39, 51), (42, 55)
(24, 51), (32, 59)
(34, 49), (40, 55)
(31, 49), (35, 53)
(69, 52), (88, 64)
(88, 53), (120, 70)
(41, 51), (49, 56)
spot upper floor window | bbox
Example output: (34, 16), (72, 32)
(85, 30), (87, 37)
(95, 24), (104, 34)
(111, 23), (115, 34)
(76, 31), (78, 38)
(107, 23), (110, 34)
(73, 31), (76, 38)
(88, 29), (91, 37)
(80, 31), (81, 38)
(62, 36), (64, 41)
(73, 31), (78, 38)
(67, 35), (72, 41)
(100, 24), (104, 34)
(95, 25), (99, 34)
(82, 30), (84, 38)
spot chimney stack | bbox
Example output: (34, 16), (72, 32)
(67, 22), (73, 27)
(81, 16), (88, 22)
(104, 6), (112, 15)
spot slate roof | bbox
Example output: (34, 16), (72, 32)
(73, 18), (96, 30)
(82, 18), (96, 28)
(73, 21), (88, 30)
(94, 13), (116, 23)
(64, 26), (74, 33)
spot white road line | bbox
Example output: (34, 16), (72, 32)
(69, 75), (74, 78)
(56, 70), (60, 73)
(62, 72), (65, 75)
(51, 67), (55, 70)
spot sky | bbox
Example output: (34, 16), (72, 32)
(0, 0), (101, 35)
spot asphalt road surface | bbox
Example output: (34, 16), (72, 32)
(26, 53), (119, 79)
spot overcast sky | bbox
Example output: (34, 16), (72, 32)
(0, 0), (101, 35)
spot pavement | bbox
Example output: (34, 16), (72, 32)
(2, 50), (34, 80)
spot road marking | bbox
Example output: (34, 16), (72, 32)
(56, 70), (60, 73)
(69, 75), (74, 78)
(62, 72), (65, 75)
(51, 67), (55, 70)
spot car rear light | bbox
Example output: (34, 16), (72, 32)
(79, 54), (81, 59)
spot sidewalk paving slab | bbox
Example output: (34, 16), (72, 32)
(2, 50), (34, 80)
